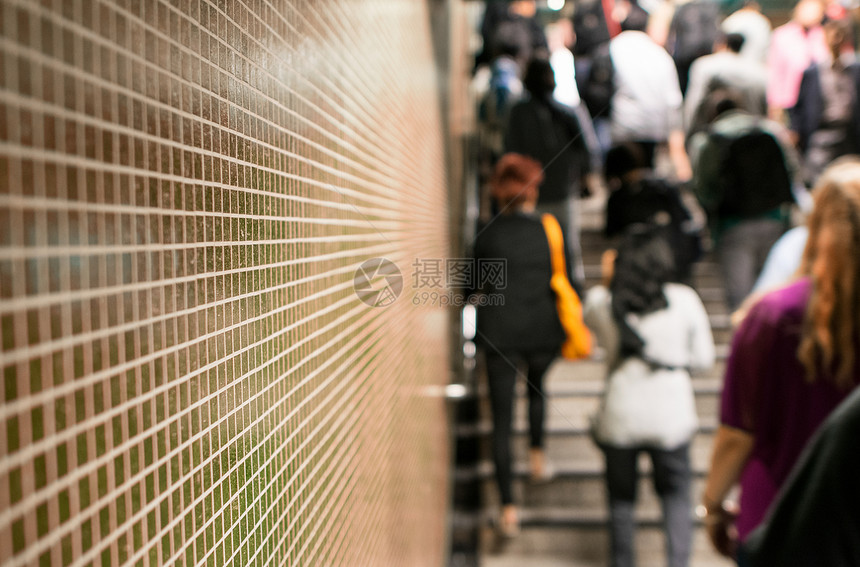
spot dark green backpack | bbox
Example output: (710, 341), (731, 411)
(712, 126), (795, 218)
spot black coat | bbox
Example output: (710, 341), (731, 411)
(605, 176), (701, 280)
(744, 384), (860, 566)
(505, 96), (590, 203)
(472, 212), (567, 353)
(790, 61), (860, 154)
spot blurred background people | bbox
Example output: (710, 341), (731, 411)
(584, 225), (715, 567)
(505, 57), (600, 282)
(683, 32), (767, 141)
(478, 25), (527, 162)
(607, 0), (693, 181)
(720, 0), (772, 63)
(476, 15), (530, 223)
(689, 89), (799, 310)
(700, 157), (860, 562)
(790, 17), (860, 187)
(766, 0), (827, 122)
(666, 0), (722, 94)
(475, 0), (547, 73)
(603, 143), (702, 283)
(547, 18), (581, 108)
(573, 0), (618, 156)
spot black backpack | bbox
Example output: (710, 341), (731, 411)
(712, 126), (795, 218)
(579, 41), (615, 119)
(606, 177), (703, 279)
(669, 0), (720, 64)
(572, 0), (611, 56)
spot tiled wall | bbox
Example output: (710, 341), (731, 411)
(0, 1), (455, 565)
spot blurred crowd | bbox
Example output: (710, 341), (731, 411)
(469, 1), (860, 565)
(472, 0), (860, 300)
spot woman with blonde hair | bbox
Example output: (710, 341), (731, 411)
(701, 157), (860, 565)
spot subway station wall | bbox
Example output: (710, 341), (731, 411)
(0, 1), (455, 565)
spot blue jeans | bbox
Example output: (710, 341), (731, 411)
(601, 443), (693, 567)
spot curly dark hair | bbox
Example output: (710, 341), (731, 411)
(610, 224), (676, 357)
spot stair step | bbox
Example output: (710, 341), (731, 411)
(503, 434), (718, 476)
(518, 507), (693, 528)
(545, 377), (723, 397)
(479, 525), (735, 567)
(485, 396), (720, 433)
(469, 358), (729, 397)
(457, 459), (712, 482)
(456, 417), (720, 438)
(475, 376), (724, 398)
(456, 506), (709, 531)
(482, 472), (710, 515)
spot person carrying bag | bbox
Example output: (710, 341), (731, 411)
(472, 154), (587, 538)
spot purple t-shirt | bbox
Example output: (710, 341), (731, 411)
(720, 277), (856, 541)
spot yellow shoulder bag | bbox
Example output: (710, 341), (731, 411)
(541, 213), (592, 360)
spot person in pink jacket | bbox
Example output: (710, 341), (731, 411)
(766, 0), (828, 122)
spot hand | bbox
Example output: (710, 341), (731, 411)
(674, 158), (693, 183)
(668, 130), (693, 182)
(702, 501), (739, 558)
(600, 249), (617, 287)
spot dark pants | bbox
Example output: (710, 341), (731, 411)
(717, 218), (787, 310)
(737, 547), (751, 567)
(485, 350), (556, 505)
(602, 443), (693, 567)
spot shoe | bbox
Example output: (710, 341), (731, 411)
(498, 506), (520, 538)
(530, 460), (556, 483)
(529, 448), (556, 483)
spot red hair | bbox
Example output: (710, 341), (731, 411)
(490, 153), (544, 209)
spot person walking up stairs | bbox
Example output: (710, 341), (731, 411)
(472, 194), (736, 567)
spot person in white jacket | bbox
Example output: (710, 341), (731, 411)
(584, 224), (715, 567)
(608, 12), (692, 181)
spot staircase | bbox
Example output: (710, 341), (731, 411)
(457, 191), (737, 567)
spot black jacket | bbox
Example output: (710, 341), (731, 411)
(744, 384), (860, 566)
(790, 61), (860, 154)
(472, 212), (568, 353)
(505, 96), (590, 203)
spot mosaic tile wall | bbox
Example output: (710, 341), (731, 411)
(0, 1), (456, 565)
